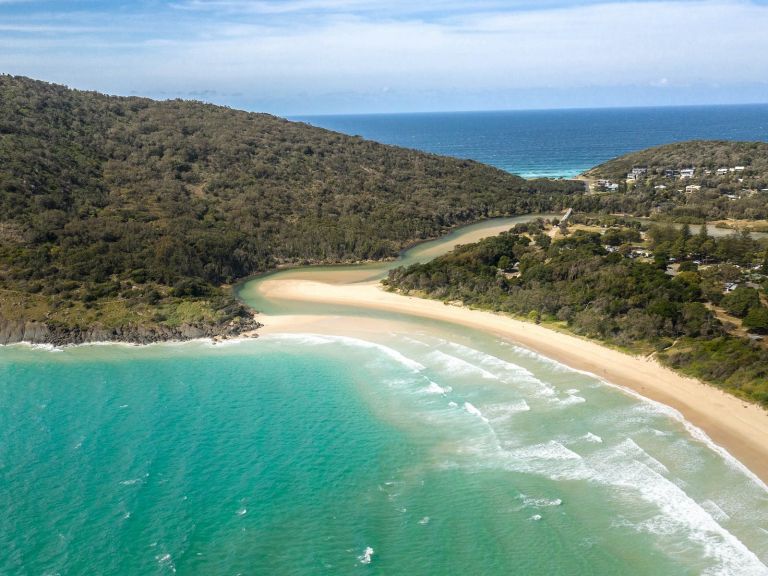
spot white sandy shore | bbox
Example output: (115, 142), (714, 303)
(257, 277), (768, 485)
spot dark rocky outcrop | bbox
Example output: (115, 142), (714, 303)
(0, 316), (262, 346)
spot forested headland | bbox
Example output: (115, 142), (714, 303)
(0, 75), (581, 344)
(576, 140), (768, 222)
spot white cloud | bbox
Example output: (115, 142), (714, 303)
(1, 0), (767, 113)
(138, 2), (768, 87)
(0, 23), (100, 33)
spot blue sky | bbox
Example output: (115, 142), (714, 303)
(1, 0), (767, 114)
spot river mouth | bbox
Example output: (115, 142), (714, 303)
(237, 213), (555, 316)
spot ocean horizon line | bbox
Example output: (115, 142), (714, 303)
(291, 101), (768, 121)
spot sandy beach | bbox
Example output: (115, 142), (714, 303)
(257, 277), (768, 485)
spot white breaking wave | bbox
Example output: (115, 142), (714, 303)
(358, 546), (374, 565)
(264, 331), (768, 571)
(444, 342), (557, 393)
(119, 478), (142, 486)
(586, 443), (767, 576)
(500, 342), (574, 373)
(551, 394), (587, 407)
(262, 333), (337, 346)
(203, 336), (253, 348)
(581, 432), (603, 444)
(519, 494), (563, 508)
(155, 552), (176, 574)
(427, 350), (498, 380)
(509, 441), (583, 462)
(499, 339), (768, 496)
(6, 342), (63, 352)
(463, 402), (488, 422)
(421, 381), (451, 395)
(453, 429), (766, 574)
(701, 500), (731, 523)
(265, 333), (426, 372)
(610, 438), (670, 476)
(598, 378), (768, 494)
(119, 473), (149, 486)
(399, 335), (432, 348)
(483, 400), (531, 421)
(446, 342), (537, 376)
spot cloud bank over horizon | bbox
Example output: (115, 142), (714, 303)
(1, 0), (767, 114)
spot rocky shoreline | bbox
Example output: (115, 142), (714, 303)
(0, 315), (263, 347)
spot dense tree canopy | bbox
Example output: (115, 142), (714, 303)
(0, 75), (581, 338)
(386, 225), (768, 405)
(578, 141), (768, 221)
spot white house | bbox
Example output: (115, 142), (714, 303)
(627, 167), (647, 181)
(679, 168), (695, 179)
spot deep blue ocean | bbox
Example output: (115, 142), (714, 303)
(295, 105), (768, 178)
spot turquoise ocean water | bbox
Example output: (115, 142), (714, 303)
(3, 331), (768, 575)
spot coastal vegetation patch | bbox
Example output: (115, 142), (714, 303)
(385, 220), (768, 405)
(579, 141), (768, 222)
(0, 75), (580, 343)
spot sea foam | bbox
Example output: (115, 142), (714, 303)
(519, 494), (563, 508)
(421, 381), (451, 395)
(580, 440), (767, 575)
(444, 342), (557, 396)
(581, 432), (603, 444)
(266, 333), (426, 372)
(500, 336), (768, 495)
(463, 402), (488, 422)
(597, 378), (768, 493)
(358, 547), (374, 565)
(483, 400), (531, 421)
(427, 350), (498, 380)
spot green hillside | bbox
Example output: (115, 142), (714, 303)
(576, 141), (768, 221)
(585, 140), (768, 181)
(0, 75), (580, 343)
